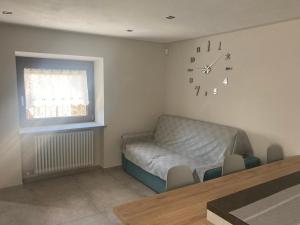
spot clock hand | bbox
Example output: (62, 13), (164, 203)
(198, 53), (223, 74)
(208, 53), (223, 68)
(201, 65), (211, 74)
(199, 53), (223, 74)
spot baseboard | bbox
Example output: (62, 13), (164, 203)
(22, 165), (103, 184)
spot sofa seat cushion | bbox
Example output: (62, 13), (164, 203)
(124, 142), (171, 170)
(124, 142), (219, 180)
(124, 142), (180, 180)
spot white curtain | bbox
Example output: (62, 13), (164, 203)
(24, 68), (89, 119)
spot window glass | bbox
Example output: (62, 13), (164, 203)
(24, 68), (89, 119)
(16, 57), (95, 127)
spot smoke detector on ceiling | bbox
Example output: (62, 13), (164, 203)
(2, 11), (13, 15)
(166, 16), (175, 19)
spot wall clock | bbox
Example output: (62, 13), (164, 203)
(187, 40), (233, 97)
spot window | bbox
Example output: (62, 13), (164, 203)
(16, 57), (95, 127)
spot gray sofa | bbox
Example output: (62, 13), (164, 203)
(122, 115), (255, 190)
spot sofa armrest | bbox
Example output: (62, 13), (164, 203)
(121, 131), (154, 151)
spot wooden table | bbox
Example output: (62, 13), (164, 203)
(114, 156), (300, 225)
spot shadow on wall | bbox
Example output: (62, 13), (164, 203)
(0, 130), (22, 188)
(246, 131), (284, 163)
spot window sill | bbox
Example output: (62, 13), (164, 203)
(19, 122), (106, 135)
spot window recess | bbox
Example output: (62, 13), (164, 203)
(16, 57), (95, 127)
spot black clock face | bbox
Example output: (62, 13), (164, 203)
(187, 40), (233, 97)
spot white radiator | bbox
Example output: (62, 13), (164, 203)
(34, 130), (94, 175)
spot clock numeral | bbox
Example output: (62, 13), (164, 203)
(218, 42), (222, 51)
(223, 77), (228, 86)
(196, 46), (201, 53)
(205, 91), (208, 96)
(207, 41), (211, 52)
(195, 85), (200, 96)
(189, 78), (194, 84)
(225, 66), (233, 71)
(225, 53), (231, 60)
(187, 68), (194, 72)
(190, 57), (195, 63)
(213, 88), (218, 95)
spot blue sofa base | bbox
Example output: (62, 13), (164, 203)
(122, 154), (261, 193)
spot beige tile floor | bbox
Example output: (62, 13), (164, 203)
(0, 168), (155, 225)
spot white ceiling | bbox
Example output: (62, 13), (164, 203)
(1, 0), (300, 43)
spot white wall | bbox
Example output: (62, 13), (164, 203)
(2, 18), (300, 188)
(0, 23), (166, 188)
(165, 19), (300, 161)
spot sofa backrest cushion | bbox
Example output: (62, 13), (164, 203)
(154, 115), (252, 162)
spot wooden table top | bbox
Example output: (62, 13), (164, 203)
(114, 156), (300, 225)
